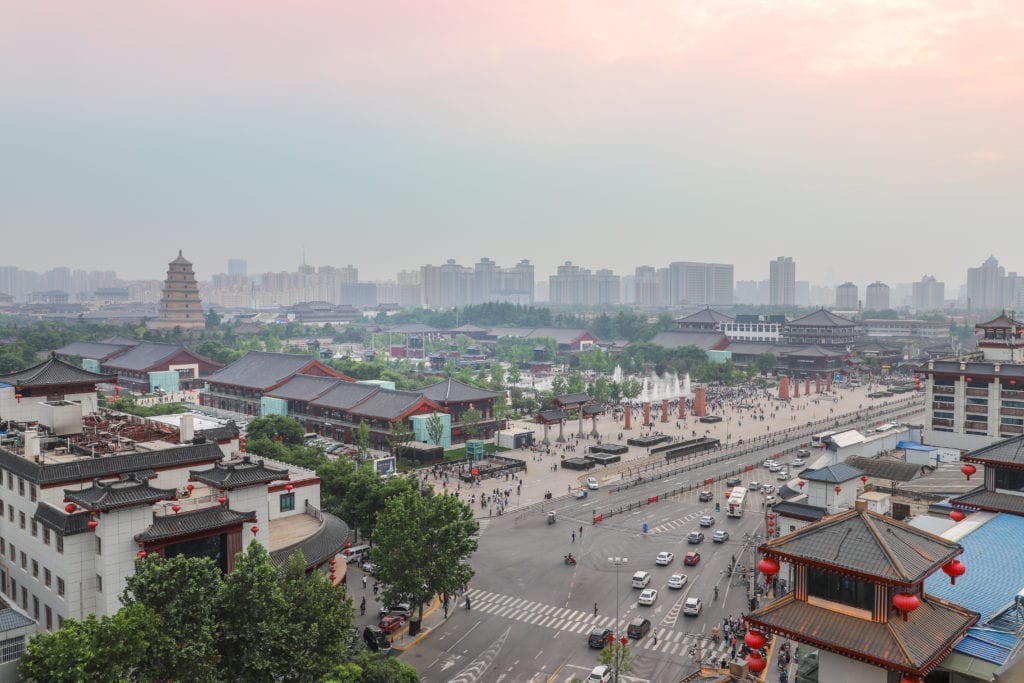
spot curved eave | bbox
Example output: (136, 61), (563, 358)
(269, 512), (350, 571)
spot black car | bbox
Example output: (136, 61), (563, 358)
(588, 626), (613, 648)
(698, 490), (713, 502)
(363, 625), (392, 655)
(726, 477), (742, 487)
(627, 617), (651, 639)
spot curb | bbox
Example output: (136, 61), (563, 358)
(391, 596), (442, 652)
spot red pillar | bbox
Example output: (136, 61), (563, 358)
(793, 377), (800, 398)
(643, 402), (651, 426)
(694, 387), (707, 417)
(778, 376), (790, 401)
(661, 399), (670, 423)
(679, 397), (686, 418)
(815, 375), (822, 393)
(805, 377), (811, 396)
(826, 375), (833, 392)
(624, 407), (632, 430)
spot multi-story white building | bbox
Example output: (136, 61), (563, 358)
(912, 275), (945, 312)
(835, 281), (858, 310)
(769, 257), (796, 306)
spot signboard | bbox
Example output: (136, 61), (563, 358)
(373, 456), (396, 477)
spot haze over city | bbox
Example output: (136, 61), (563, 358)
(2, 1), (1022, 286)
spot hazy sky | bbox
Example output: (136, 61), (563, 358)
(2, 1), (1022, 288)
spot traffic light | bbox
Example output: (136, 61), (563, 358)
(715, 502), (720, 512)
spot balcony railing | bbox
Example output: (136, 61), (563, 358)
(933, 385), (955, 395)
(966, 388), (989, 397)
(1001, 389), (1024, 399)
(1000, 424), (1024, 434)
(931, 418), (953, 427)
(1001, 407), (1024, 418)
(964, 420), (988, 431)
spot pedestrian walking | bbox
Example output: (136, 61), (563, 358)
(652, 628), (658, 644)
(594, 602), (598, 616)
(362, 575), (367, 589)
(465, 596), (471, 611)
(572, 531), (576, 543)
(579, 525), (583, 538)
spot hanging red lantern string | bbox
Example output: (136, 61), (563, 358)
(942, 559), (966, 585)
(961, 464), (977, 481)
(757, 557), (780, 577)
(250, 526), (260, 536)
(892, 592), (920, 621)
(747, 652), (767, 672)
(744, 630), (766, 650)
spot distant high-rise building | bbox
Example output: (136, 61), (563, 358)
(227, 259), (247, 277)
(768, 257), (796, 306)
(150, 250), (205, 331)
(967, 256), (1005, 311)
(835, 282), (858, 309)
(549, 262), (620, 306)
(795, 281), (811, 307)
(667, 262), (733, 306)
(865, 281), (890, 311)
(634, 266), (661, 307)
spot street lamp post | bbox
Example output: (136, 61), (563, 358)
(608, 556), (628, 683)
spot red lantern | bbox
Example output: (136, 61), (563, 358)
(239, 437), (246, 453)
(88, 519), (99, 531)
(757, 557), (780, 577)
(747, 652), (767, 672)
(171, 504), (181, 514)
(14, 393), (22, 403)
(620, 636), (628, 646)
(285, 484), (294, 492)
(471, 468), (479, 476)
(606, 633), (614, 644)
(798, 480), (805, 489)
(861, 476), (868, 485)
(892, 592), (920, 621)
(961, 464), (977, 481)
(942, 559), (966, 585)
(250, 526), (259, 536)
(137, 550), (147, 559)
(218, 496), (228, 506)
(950, 509), (965, 522)
(64, 503), (77, 513)
(186, 484), (194, 492)
(767, 513), (775, 520)
(745, 630), (766, 650)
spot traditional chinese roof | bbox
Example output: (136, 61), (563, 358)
(779, 344), (848, 358)
(769, 501), (828, 522)
(265, 374), (343, 402)
(189, 457), (289, 490)
(675, 308), (734, 325)
(786, 309), (859, 328)
(747, 590), (977, 675)
(537, 409), (566, 423)
(64, 474), (177, 512)
(135, 506), (257, 543)
(553, 392), (592, 407)
(449, 324), (490, 334)
(976, 312), (1017, 329)
(582, 404), (604, 417)
(350, 390), (442, 421)
(270, 511), (351, 570)
(169, 249), (192, 266)
(100, 341), (220, 372)
(962, 434), (1024, 468)
(384, 323), (440, 334)
(648, 331), (730, 351)
(54, 340), (133, 362)
(760, 508), (962, 585)
(0, 442), (223, 486)
(205, 351), (353, 390)
(420, 378), (499, 403)
(309, 381), (380, 410)
(799, 462), (864, 484)
(33, 502), (93, 536)
(845, 456), (924, 482)
(0, 607), (36, 631)
(0, 354), (117, 388)
(952, 487), (1024, 515)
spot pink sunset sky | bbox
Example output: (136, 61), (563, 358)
(1, 1), (1022, 286)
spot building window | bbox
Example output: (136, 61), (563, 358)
(32, 596), (39, 620)
(96, 537), (102, 555)
(44, 569), (51, 588)
(8, 543), (14, 562)
(7, 505), (12, 522)
(280, 493), (296, 512)
(0, 538), (4, 556)
(31, 560), (38, 579)
(57, 578), (64, 597)
(56, 536), (63, 554)
(45, 606), (52, 631)
(19, 512), (25, 529)
(21, 587), (27, 610)
(31, 520), (37, 537)
(17, 479), (23, 497)
(43, 528), (50, 546)
(20, 552), (26, 569)
(96, 575), (102, 593)
(6, 472), (11, 490)
(807, 567), (875, 612)
(29, 484), (36, 502)
(0, 636), (25, 663)
(9, 579), (15, 601)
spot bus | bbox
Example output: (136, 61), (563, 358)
(727, 487), (747, 517)
(811, 430), (836, 448)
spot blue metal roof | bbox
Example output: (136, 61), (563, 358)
(926, 513), (1024, 625)
(953, 628), (1018, 665)
(898, 441), (937, 452)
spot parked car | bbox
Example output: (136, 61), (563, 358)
(638, 588), (658, 606)
(586, 477), (600, 490)
(698, 489), (713, 502)
(362, 625), (392, 654)
(768, 462), (782, 472)
(588, 626), (613, 648)
(683, 596), (703, 616)
(763, 460), (775, 469)
(667, 573), (687, 589)
(655, 551), (674, 565)
(699, 515), (715, 527)
(587, 665), (612, 683)
(378, 615), (406, 634)
(684, 551), (701, 566)
(379, 602), (412, 619)
(712, 529), (730, 543)
(687, 531), (704, 544)
(627, 617), (652, 639)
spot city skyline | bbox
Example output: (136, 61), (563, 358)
(2, 2), (1021, 287)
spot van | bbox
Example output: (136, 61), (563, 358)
(345, 544), (371, 564)
(631, 571), (651, 589)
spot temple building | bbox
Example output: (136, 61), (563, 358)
(149, 250), (205, 332)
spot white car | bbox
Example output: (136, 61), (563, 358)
(768, 462), (782, 472)
(587, 477), (600, 490)
(776, 471), (789, 481)
(667, 573), (687, 589)
(655, 551), (674, 565)
(792, 458), (806, 466)
(638, 588), (658, 606)
(683, 596), (702, 616)
(587, 665), (612, 683)
(766, 495), (777, 506)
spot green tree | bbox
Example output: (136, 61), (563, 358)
(425, 412), (445, 447)
(507, 363), (522, 385)
(386, 419), (413, 455)
(322, 653), (420, 683)
(620, 378), (643, 401)
(754, 353), (777, 376)
(461, 408), (483, 440)
(355, 420), (371, 461)
(599, 639), (634, 680)
(372, 490), (478, 623)
(246, 414), (305, 446)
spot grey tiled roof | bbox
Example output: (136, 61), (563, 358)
(962, 434), (1024, 467)
(0, 354), (117, 387)
(101, 342), (220, 372)
(33, 502), (93, 536)
(845, 456), (923, 482)
(270, 511), (351, 570)
(384, 323), (440, 334)
(265, 374), (342, 402)
(537, 409), (566, 422)
(748, 591), (977, 674)
(761, 508), (963, 584)
(800, 462), (864, 483)
(675, 308), (734, 325)
(582, 405), (604, 416)
(780, 344), (847, 358)
(135, 506), (257, 542)
(925, 360), (1024, 380)
(351, 390), (433, 420)
(54, 341), (133, 361)
(0, 442), (223, 485)
(420, 378), (499, 403)
(309, 382), (379, 410)
(189, 457), (289, 490)
(649, 331), (729, 351)
(0, 607), (36, 631)
(527, 327), (597, 345)
(554, 392), (592, 406)
(205, 351), (327, 390)
(785, 309), (858, 328)
(770, 501), (828, 521)
(64, 475), (177, 511)
(952, 488), (1024, 514)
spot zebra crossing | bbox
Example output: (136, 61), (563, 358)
(465, 589), (735, 660)
(647, 511), (701, 535)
